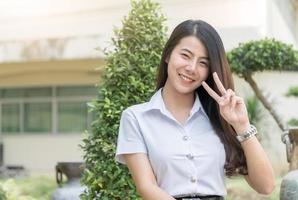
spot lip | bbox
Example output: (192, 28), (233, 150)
(178, 73), (195, 82)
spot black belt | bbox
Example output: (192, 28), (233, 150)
(175, 195), (224, 200)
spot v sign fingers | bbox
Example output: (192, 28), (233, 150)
(202, 74), (250, 129)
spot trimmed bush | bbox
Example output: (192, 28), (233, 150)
(227, 38), (298, 76)
(80, 0), (167, 199)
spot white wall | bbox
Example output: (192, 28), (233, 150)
(266, 0), (298, 48)
(4, 134), (84, 173)
(0, 0), (130, 40)
(0, 0), (297, 62)
(234, 71), (298, 174)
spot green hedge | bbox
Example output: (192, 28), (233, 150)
(80, 0), (167, 199)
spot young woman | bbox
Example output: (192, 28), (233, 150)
(115, 20), (275, 200)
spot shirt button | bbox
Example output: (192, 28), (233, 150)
(190, 176), (197, 183)
(182, 135), (189, 141)
(186, 153), (194, 160)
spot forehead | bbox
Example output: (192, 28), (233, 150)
(175, 36), (208, 56)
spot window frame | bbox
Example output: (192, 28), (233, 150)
(0, 86), (96, 135)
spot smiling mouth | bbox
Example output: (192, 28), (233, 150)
(179, 73), (194, 82)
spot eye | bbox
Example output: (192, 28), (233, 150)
(200, 61), (209, 67)
(181, 53), (190, 59)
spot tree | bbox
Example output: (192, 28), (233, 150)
(227, 38), (298, 132)
(80, 0), (167, 199)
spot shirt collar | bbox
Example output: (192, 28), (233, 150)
(145, 88), (208, 118)
(144, 88), (166, 112)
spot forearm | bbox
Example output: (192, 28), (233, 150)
(240, 135), (275, 194)
(138, 184), (176, 200)
(233, 123), (275, 194)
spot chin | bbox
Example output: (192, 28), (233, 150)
(175, 85), (196, 95)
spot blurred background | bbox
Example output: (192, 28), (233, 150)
(0, 0), (297, 198)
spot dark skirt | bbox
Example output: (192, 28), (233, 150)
(174, 194), (224, 200)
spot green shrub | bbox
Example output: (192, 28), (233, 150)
(227, 38), (298, 76)
(288, 118), (298, 126)
(16, 176), (56, 199)
(286, 86), (298, 97)
(0, 179), (36, 200)
(80, 0), (167, 199)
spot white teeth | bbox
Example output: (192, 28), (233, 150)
(180, 74), (193, 82)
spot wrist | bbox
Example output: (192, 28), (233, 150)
(236, 124), (258, 143)
(233, 122), (250, 135)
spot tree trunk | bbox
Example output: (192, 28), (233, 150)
(243, 73), (286, 132)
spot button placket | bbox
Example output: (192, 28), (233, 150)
(181, 126), (198, 185)
(182, 128), (194, 160)
(190, 175), (197, 183)
(186, 153), (194, 160)
(182, 135), (189, 141)
(187, 128), (200, 184)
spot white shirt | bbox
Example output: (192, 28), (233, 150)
(115, 88), (227, 197)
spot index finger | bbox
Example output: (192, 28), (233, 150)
(201, 81), (221, 102)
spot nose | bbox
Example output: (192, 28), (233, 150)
(185, 60), (196, 72)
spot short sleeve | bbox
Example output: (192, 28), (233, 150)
(115, 109), (148, 165)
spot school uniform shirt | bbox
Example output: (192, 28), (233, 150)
(115, 88), (227, 197)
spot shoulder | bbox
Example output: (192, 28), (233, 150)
(122, 102), (151, 118)
(122, 89), (161, 118)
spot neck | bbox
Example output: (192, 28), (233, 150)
(162, 84), (195, 112)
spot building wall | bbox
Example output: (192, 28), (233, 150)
(3, 134), (84, 174)
(267, 0), (298, 47)
(234, 71), (298, 174)
(1, 0), (297, 62)
(0, 58), (102, 173)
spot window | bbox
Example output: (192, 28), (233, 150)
(24, 103), (52, 132)
(1, 103), (20, 133)
(58, 102), (87, 133)
(0, 86), (96, 134)
(57, 86), (96, 97)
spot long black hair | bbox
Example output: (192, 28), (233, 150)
(156, 19), (247, 177)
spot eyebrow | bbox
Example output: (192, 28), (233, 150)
(181, 48), (209, 60)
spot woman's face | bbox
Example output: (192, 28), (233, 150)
(165, 35), (210, 95)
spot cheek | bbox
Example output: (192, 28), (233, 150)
(198, 68), (210, 79)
